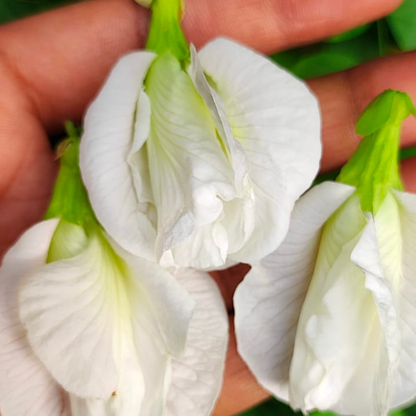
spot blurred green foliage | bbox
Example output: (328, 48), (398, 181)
(237, 399), (292, 416)
(238, 398), (412, 416)
(0, 0), (82, 23)
(387, 0), (416, 51)
(271, 0), (416, 80)
(1, 0), (416, 415)
(272, 24), (381, 79)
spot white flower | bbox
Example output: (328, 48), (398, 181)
(80, 38), (321, 270)
(235, 88), (416, 416)
(0, 218), (228, 416)
(235, 181), (416, 416)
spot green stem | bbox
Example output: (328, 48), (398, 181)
(337, 90), (416, 214)
(44, 123), (98, 233)
(146, 0), (189, 61)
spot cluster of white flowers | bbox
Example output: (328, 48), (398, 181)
(1, 0), (415, 416)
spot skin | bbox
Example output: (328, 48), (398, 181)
(0, 0), (416, 414)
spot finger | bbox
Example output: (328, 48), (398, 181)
(0, 0), (401, 131)
(401, 157), (416, 192)
(184, 0), (401, 54)
(0, 0), (147, 132)
(0, 60), (56, 258)
(308, 51), (416, 172)
(213, 318), (269, 416)
(210, 264), (251, 313)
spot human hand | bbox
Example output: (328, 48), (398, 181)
(0, 0), (415, 414)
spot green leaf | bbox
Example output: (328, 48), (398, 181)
(377, 19), (399, 57)
(326, 24), (372, 43)
(0, 2), (15, 23)
(390, 410), (406, 416)
(272, 26), (380, 79)
(405, 402), (416, 416)
(237, 399), (297, 416)
(387, 0), (416, 51)
(314, 169), (340, 185)
(0, 0), (82, 24)
(237, 398), (416, 416)
(401, 146), (416, 159)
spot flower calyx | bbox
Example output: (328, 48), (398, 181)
(337, 89), (416, 214)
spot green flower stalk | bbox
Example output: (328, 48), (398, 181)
(337, 89), (416, 213)
(45, 123), (98, 229)
(146, 0), (189, 62)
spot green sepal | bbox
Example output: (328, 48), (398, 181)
(356, 89), (416, 136)
(44, 122), (98, 233)
(146, 0), (189, 62)
(337, 90), (416, 214)
(47, 219), (88, 263)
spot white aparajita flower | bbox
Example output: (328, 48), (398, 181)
(234, 90), (416, 416)
(80, 38), (321, 270)
(0, 134), (228, 416)
(0, 218), (228, 416)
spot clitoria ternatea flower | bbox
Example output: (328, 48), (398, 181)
(80, 0), (321, 270)
(0, 129), (228, 416)
(235, 90), (416, 416)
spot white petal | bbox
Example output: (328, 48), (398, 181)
(161, 222), (228, 270)
(390, 190), (416, 407)
(80, 51), (157, 261)
(144, 52), (237, 268)
(234, 182), (355, 403)
(188, 45), (256, 255)
(111, 240), (195, 358)
(349, 209), (400, 416)
(288, 195), (371, 414)
(188, 44), (249, 195)
(112, 244), (195, 416)
(128, 91), (156, 213)
(19, 233), (122, 399)
(289, 195), (402, 416)
(69, 349), (146, 416)
(198, 38), (322, 262)
(0, 219), (69, 416)
(219, 194), (256, 255)
(166, 269), (228, 416)
(20, 229), (195, 415)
